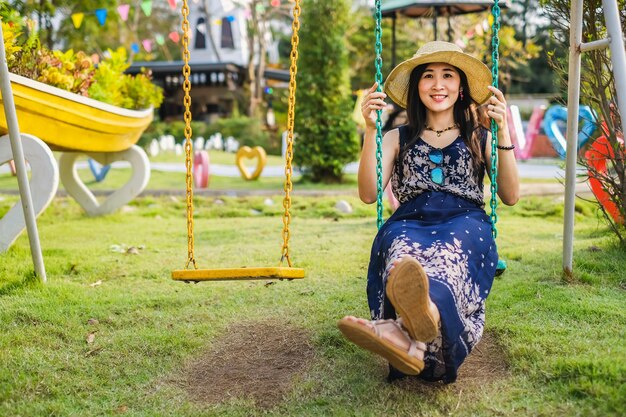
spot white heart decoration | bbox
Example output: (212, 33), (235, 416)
(58, 145), (150, 216)
(0, 134), (59, 252)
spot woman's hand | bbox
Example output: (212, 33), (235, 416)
(361, 82), (387, 129)
(486, 85), (508, 131)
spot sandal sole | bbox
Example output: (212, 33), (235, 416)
(386, 257), (440, 342)
(337, 318), (424, 375)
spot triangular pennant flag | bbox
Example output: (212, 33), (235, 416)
(131, 43), (140, 54)
(168, 0), (177, 10)
(142, 39), (152, 53)
(117, 4), (130, 21)
(141, 0), (152, 17)
(168, 31), (180, 43)
(155, 34), (165, 45)
(95, 9), (108, 26)
(71, 13), (84, 29)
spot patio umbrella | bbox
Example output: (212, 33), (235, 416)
(381, 0), (508, 67)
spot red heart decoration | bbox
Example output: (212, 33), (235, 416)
(585, 133), (624, 224)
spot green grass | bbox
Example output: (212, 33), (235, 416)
(0, 194), (624, 416)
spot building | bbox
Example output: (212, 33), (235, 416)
(127, 0), (288, 122)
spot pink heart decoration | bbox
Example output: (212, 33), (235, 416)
(507, 105), (545, 160)
(193, 150), (210, 188)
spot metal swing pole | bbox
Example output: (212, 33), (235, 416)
(0, 23), (47, 282)
(562, 0), (626, 275)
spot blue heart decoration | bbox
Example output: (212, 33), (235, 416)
(88, 158), (111, 182)
(542, 105), (598, 158)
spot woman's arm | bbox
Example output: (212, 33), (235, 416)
(484, 86), (520, 206)
(357, 83), (400, 204)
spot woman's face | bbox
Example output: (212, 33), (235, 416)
(417, 63), (461, 114)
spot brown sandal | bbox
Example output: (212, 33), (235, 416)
(337, 317), (425, 375)
(386, 256), (440, 342)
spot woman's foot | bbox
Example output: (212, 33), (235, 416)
(337, 316), (425, 375)
(386, 256), (441, 342)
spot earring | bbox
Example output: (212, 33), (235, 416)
(459, 88), (465, 101)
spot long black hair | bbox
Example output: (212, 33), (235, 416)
(401, 63), (484, 174)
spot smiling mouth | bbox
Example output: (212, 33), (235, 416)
(430, 95), (448, 100)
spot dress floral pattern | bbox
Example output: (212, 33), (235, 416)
(367, 125), (497, 383)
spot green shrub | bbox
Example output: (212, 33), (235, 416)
(3, 24), (163, 111)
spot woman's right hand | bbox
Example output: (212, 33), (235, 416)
(361, 82), (387, 129)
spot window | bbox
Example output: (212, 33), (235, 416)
(221, 18), (234, 49)
(194, 17), (207, 49)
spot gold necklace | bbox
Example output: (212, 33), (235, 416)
(425, 124), (458, 137)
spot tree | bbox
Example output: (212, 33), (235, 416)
(543, 0), (626, 244)
(293, 0), (359, 183)
(232, 0), (293, 117)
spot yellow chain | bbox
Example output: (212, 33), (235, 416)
(280, 0), (301, 267)
(182, 0), (196, 269)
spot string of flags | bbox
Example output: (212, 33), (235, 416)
(68, 0), (286, 53)
(70, 0), (181, 53)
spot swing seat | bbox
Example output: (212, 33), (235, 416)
(171, 266), (305, 282)
(495, 259), (507, 276)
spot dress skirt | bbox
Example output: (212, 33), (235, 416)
(366, 190), (498, 383)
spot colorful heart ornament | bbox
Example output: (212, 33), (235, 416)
(584, 132), (624, 224)
(543, 105), (597, 158)
(193, 150), (210, 188)
(235, 146), (267, 181)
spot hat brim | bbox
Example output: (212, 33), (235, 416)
(384, 50), (492, 108)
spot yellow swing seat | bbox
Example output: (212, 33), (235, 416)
(172, 266), (305, 282)
(172, 0), (304, 282)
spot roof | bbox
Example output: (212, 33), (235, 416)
(381, 0), (509, 17)
(127, 61), (241, 75)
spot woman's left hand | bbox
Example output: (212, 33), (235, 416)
(486, 86), (507, 130)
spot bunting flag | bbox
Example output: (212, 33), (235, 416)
(168, 31), (180, 43)
(142, 39), (153, 52)
(95, 9), (108, 26)
(117, 4), (130, 21)
(71, 13), (84, 29)
(131, 43), (140, 54)
(155, 34), (165, 45)
(141, 0), (153, 17)
(168, 0), (177, 10)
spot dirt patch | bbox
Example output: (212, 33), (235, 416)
(457, 331), (509, 384)
(178, 320), (315, 409)
(393, 331), (510, 393)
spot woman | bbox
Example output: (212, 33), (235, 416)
(338, 41), (519, 383)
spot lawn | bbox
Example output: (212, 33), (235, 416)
(0, 192), (624, 416)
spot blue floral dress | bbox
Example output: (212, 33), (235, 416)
(367, 125), (498, 384)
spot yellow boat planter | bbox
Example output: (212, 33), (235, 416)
(0, 72), (152, 218)
(0, 73), (153, 152)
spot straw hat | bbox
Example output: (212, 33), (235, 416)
(384, 41), (492, 108)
